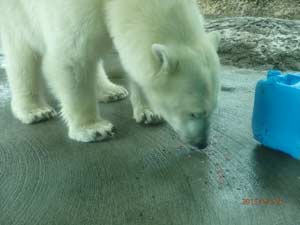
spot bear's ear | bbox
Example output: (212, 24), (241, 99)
(152, 44), (178, 74)
(208, 31), (221, 51)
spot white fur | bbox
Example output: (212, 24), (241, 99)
(0, 0), (220, 146)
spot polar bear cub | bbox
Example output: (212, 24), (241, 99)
(0, 0), (220, 148)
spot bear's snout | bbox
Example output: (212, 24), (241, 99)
(179, 118), (210, 149)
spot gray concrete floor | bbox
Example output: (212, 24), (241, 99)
(0, 65), (300, 225)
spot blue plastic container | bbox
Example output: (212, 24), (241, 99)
(252, 70), (300, 159)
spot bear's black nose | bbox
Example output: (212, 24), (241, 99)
(195, 141), (208, 150)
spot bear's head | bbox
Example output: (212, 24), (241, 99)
(146, 32), (221, 149)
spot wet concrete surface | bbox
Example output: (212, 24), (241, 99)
(0, 65), (300, 225)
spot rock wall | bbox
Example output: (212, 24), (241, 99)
(206, 17), (300, 70)
(199, 0), (300, 20)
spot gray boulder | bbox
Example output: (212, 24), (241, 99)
(206, 17), (300, 70)
(199, 0), (300, 20)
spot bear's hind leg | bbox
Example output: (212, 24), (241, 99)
(96, 61), (128, 103)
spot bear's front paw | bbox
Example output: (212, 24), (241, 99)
(98, 84), (128, 103)
(13, 105), (57, 124)
(69, 120), (115, 142)
(133, 107), (164, 125)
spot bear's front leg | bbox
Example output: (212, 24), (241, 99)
(130, 81), (163, 125)
(43, 54), (115, 142)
